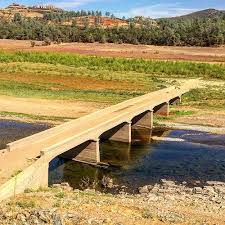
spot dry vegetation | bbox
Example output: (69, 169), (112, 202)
(1, 40), (225, 62)
(1, 186), (224, 225)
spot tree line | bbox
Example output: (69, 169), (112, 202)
(0, 12), (225, 46)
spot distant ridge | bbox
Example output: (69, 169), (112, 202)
(168, 8), (225, 20)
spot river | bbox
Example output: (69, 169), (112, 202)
(1, 119), (225, 193)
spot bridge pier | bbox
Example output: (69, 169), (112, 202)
(154, 102), (170, 116)
(100, 122), (132, 143)
(170, 96), (181, 105)
(109, 122), (132, 143)
(60, 140), (100, 164)
(132, 110), (153, 129)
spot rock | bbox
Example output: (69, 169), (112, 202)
(39, 211), (50, 223)
(61, 182), (70, 187)
(52, 184), (61, 188)
(193, 187), (203, 194)
(214, 186), (225, 195)
(53, 214), (64, 225)
(210, 197), (222, 204)
(206, 181), (225, 187)
(66, 213), (74, 218)
(103, 218), (112, 224)
(23, 211), (30, 219)
(203, 186), (217, 196)
(17, 214), (26, 222)
(160, 179), (176, 187)
(138, 185), (153, 194)
(147, 194), (159, 202)
(101, 176), (114, 188)
(53, 183), (73, 191)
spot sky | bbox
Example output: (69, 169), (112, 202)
(0, 0), (225, 18)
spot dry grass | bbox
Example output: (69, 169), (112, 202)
(1, 39), (225, 62)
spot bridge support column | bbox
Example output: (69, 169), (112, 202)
(170, 96), (181, 105)
(154, 102), (170, 116)
(60, 140), (100, 164)
(132, 110), (153, 129)
(108, 122), (132, 143)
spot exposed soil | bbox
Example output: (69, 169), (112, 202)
(0, 72), (140, 91)
(0, 95), (105, 118)
(1, 39), (225, 63)
(171, 106), (225, 128)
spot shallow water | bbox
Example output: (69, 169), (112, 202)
(49, 128), (225, 192)
(0, 119), (51, 149)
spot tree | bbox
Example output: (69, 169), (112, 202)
(13, 13), (23, 24)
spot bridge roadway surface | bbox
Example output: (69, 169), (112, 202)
(0, 79), (198, 187)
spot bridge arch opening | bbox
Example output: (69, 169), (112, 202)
(48, 139), (100, 185)
(169, 96), (181, 105)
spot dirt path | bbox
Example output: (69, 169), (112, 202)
(0, 95), (105, 119)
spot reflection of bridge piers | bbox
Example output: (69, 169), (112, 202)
(0, 81), (197, 201)
(101, 141), (131, 163)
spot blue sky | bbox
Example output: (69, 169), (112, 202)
(0, 0), (225, 18)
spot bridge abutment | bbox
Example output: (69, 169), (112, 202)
(31, 162), (49, 188)
(154, 102), (170, 116)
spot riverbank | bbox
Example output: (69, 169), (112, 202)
(1, 180), (224, 225)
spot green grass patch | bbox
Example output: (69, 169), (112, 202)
(55, 192), (65, 199)
(172, 110), (195, 116)
(154, 110), (196, 123)
(16, 200), (36, 208)
(183, 87), (225, 109)
(0, 51), (225, 80)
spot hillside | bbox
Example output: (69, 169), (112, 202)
(0, 3), (131, 28)
(0, 4), (225, 47)
(0, 3), (62, 19)
(170, 8), (225, 20)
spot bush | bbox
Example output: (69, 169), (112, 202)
(42, 38), (51, 46)
(30, 41), (36, 47)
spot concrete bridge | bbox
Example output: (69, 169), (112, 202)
(0, 80), (198, 200)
